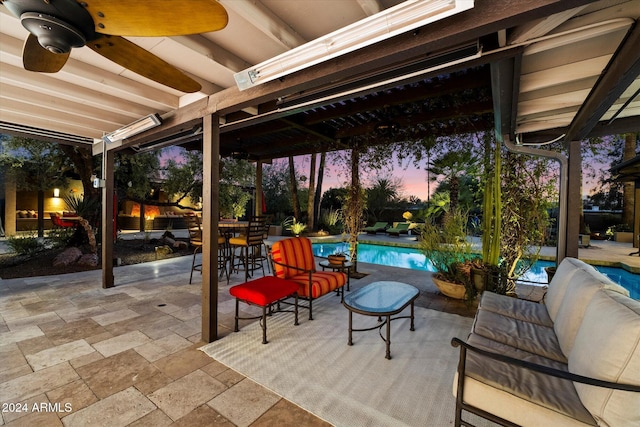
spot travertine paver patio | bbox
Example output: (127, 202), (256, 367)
(0, 247), (478, 427)
(0, 234), (635, 426)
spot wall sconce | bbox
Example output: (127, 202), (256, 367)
(103, 113), (162, 144)
(234, 0), (474, 90)
(53, 188), (60, 198)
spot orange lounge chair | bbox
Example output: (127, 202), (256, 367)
(270, 237), (346, 320)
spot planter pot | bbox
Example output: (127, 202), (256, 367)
(614, 231), (633, 243)
(268, 225), (282, 236)
(579, 234), (590, 246)
(470, 267), (488, 293)
(328, 254), (347, 266)
(545, 267), (556, 284)
(432, 276), (466, 300)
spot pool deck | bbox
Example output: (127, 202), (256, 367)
(2, 230), (638, 273)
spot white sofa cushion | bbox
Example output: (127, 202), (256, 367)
(554, 269), (630, 356)
(569, 290), (640, 427)
(546, 258), (584, 321)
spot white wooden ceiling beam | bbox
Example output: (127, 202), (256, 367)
(219, 0), (306, 50)
(0, 64), (156, 119)
(0, 34), (178, 110)
(0, 82), (136, 126)
(518, 88), (591, 116)
(520, 55), (611, 93)
(0, 108), (102, 138)
(509, 6), (587, 44)
(171, 34), (251, 73)
(356, 0), (383, 16)
(516, 115), (574, 133)
(602, 103), (640, 121)
(0, 97), (119, 132)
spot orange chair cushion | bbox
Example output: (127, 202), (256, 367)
(289, 271), (346, 298)
(229, 276), (299, 307)
(271, 237), (316, 279)
(228, 236), (247, 245)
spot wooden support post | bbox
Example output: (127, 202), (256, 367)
(635, 185), (640, 249)
(565, 140), (581, 258)
(202, 114), (220, 343)
(256, 161), (263, 216)
(101, 148), (115, 288)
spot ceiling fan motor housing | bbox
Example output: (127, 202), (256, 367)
(21, 12), (86, 53)
(4, 0), (96, 53)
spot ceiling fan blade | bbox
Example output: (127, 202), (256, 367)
(88, 35), (201, 93)
(23, 33), (70, 72)
(80, 0), (228, 36)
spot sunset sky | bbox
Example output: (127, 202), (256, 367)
(160, 146), (607, 203)
(279, 153), (604, 201)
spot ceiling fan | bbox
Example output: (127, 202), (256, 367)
(1, 0), (228, 92)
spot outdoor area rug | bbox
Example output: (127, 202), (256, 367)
(200, 295), (494, 426)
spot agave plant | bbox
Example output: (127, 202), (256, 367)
(63, 193), (100, 220)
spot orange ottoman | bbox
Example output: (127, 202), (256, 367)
(230, 276), (299, 344)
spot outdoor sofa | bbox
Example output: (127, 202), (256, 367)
(451, 257), (640, 426)
(15, 210), (55, 230)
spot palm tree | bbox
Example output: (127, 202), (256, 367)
(366, 177), (400, 221)
(425, 192), (450, 221)
(307, 153), (317, 230)
(288, 156), (302, 220)
(427, 150), (477, 213)
(313, 152), (326, 228)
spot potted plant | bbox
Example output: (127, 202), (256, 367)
(544, 265), (557, 283)
(609, 224), (633, 243)
(419, 209), (476, 301)
(328, 251), (347, 266)
(283, 216), (307, 237)
(472, 135), (552, 296)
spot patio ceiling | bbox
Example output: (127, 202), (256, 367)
(1, 0), (639, 158)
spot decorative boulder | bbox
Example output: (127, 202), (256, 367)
(53, 247), (82, 267)
(77, 253), (99, 267)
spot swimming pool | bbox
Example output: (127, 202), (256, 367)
(312, 242), (640, 300)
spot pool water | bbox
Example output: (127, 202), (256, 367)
(312, 242), (640, 300)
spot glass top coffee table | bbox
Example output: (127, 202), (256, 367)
(343, 281), (419, 359)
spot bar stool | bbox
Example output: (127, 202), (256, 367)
(184, 213), (232, 284)
(218, 228), (232, 284)
(229, 216), (267, 281)
(184, 214), (203, 284)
